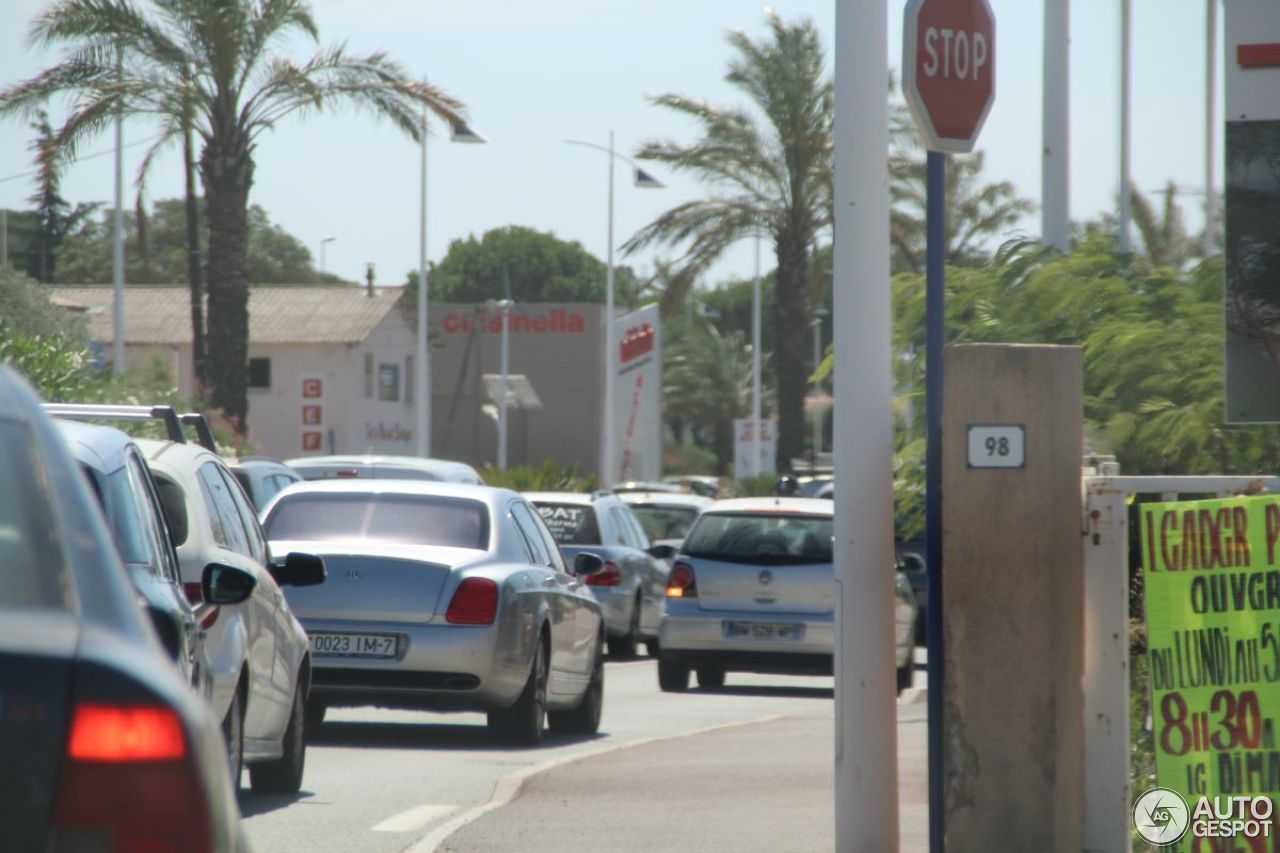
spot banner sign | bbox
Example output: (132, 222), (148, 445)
(1141, 495), (1280, 847)
(612, 304), (662, 484)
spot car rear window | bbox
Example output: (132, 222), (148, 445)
(533, 503), (601, 545)
(263, 493), (489, 550)
(682, 512), (834, 565)
(0, 420), (68, 608)
(629, 505), (700, 541)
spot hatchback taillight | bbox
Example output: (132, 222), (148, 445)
(446, 578), (499, 625)
(584, 561), (622, 587)
(51, 703), (212, 853)
(667, 561), (697, 598)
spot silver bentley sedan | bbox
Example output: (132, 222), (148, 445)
(260, 480), (606, 744)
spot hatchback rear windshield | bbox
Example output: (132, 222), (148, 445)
(534, 503), (601, 546)
(263, 494), (489, 550)
(629, 506), (700, 542)
(682, 512), (833, 565)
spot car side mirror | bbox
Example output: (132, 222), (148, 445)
(901, 554), (925, 572)
(573, 552), (606, 577)
(202, 562), (256, 606)
(647, 543), (676, 561)
(269, 552), (327, 587)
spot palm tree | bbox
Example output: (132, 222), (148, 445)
(623, 12), (832, 471)
(1, 0), (465, 430)
(889, 148), (1035, 274)
(664, 318), (759, 474)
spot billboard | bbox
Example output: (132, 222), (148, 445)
(1224, 0), (1280, 422)
(733, 418), (777, 482)
(612, 305), (662, 483)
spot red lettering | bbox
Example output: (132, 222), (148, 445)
(1201, 509), (1221, 569)
(533, 315), (548, 332)
(1180, 510), (1199, 569)
(1145, 511), (1159, 571)
(568, 314), (584, 333)
(443, 314), (463, 334)
(1233, 506), (1251, 567)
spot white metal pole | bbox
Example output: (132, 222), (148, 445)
(0, 209), (7, 268)
(416, 104), (431, 458)
(602, 131), (616, 485)
(812, 319), (823, 458)
(752, 236), (762, 478)
(1204, 0), (1218, 254)
(1119, 0), (1132, 254)
(1042, 0), (1071, 252)
(498, 301), (510, 471)
(834, 1), (898, 849)
(112, 48), (126, 379)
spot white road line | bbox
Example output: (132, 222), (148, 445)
(406, 714), (784, 853)
(372, 804), (458, 833)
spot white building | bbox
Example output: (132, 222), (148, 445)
(51, 286), (660, 480)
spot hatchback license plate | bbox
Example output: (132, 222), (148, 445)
(310, 632), (397, 658)
(724, 621), (804, 641)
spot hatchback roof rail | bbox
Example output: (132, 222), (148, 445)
(42, 403), (186, 444)
(179, 413), (217, 452)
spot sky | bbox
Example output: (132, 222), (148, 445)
(0, 0), (1223, 290)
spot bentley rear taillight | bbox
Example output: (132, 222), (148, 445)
(446, 578), (499, 625)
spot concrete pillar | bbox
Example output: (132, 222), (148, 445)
(942, 344), (1084, 851)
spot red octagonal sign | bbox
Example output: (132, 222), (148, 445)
(903, 0), (996, 153)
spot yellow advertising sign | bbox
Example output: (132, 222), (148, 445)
(1141, 495), (1280, 850)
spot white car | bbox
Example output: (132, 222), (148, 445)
(138, 438), (326, 791)
(657, 497), (918, 693)
(616, 491), (714, 551)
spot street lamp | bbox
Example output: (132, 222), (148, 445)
(564, 133), (664, 484)
(416, 108), (488, 459)
(486, 298), (514, 470)
(319, 236), (336, 273)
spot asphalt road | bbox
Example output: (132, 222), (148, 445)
(239, 654), (926, 853)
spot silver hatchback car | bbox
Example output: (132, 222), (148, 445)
(657, 498), (917, 693)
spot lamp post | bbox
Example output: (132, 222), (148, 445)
(490, 298), (513, 470)
(752, 236), (762, 477)
(564, 134), (664, 484)
(319, 236), (336, 273)
(416, 106), (487, 459)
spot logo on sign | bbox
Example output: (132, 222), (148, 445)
(619, 323), (655, 364)
(1133, 788), (1190, 845)
(302, 378), (323, 399)
(301, 431), (323, 452)
(302, 405), (322, 426)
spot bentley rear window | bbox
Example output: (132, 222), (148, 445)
(263, 493), (489, 550)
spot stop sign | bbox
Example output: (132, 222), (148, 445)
(903, 0), (996, 153)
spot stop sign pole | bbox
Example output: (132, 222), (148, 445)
(902, 1), (994, 851)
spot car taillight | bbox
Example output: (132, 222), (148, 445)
(51, 703), (212, 853)
(667, 561), (697, 598)
(584, 561), (622, 587)
(446, 578), (499, 625)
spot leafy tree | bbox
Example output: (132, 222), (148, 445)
(624, 12), (833, 471)
(22, 112), (97, 283)
(53, 199), (340, 286)
(888, 148), (1035, 275)
(1, 0), (467, 432)
(416, 225), (640, 306)
(663, 315), (762, 474)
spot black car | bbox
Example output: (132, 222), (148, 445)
(0, 366), (246, 852)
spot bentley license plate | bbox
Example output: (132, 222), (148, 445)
(310, 632), (397, 658)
